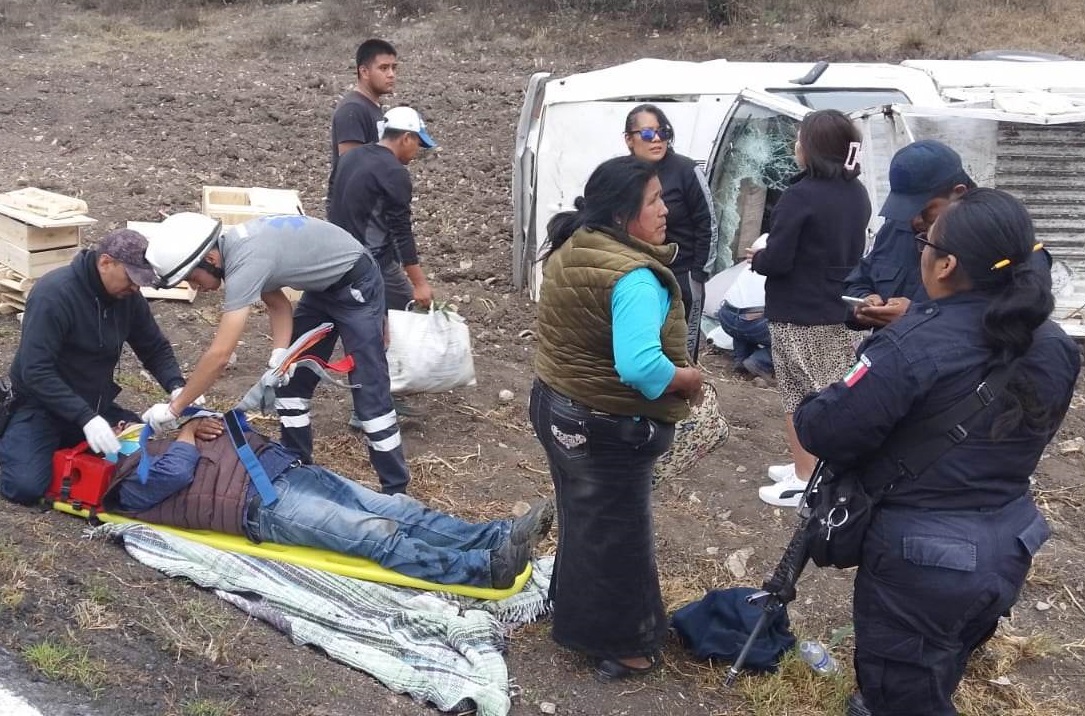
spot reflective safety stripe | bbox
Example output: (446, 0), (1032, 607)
(367, 431), (402, 452)
(280, 414), (311, 428)
(274, 397), (311, 410)
(361, 410), (397, 433)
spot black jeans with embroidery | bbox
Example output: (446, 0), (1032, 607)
(529, 379), (674, 660)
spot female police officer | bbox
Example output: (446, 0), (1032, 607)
(792, 188), (1080, 715)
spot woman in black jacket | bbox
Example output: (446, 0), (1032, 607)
(748, 109), (870, 507)
(624, 104), (718, 361)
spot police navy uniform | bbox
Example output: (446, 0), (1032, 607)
(794, 292), (1080, 716)
(842, 219), (922, 305)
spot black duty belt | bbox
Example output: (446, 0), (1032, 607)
(326, 253), (372, 292)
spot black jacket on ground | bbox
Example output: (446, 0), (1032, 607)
(657, 150), (715, 280)
(751, 172), (870, 325)
(9, 250), (184, 428)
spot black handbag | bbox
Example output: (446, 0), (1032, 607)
(805, 363), (1014, 569)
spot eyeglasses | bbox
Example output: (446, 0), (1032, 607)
(628, 127), (672, 142)
(914, 232), (950, 255)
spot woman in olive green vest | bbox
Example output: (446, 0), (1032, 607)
(531, 155), (703, 682)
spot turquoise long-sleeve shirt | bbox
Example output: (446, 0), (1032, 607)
(611, 267), (676, 400)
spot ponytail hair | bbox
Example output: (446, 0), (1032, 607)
(542, 155), (659, 259)
(798, 109), (863, 180)
(935, 188), (1056, 433)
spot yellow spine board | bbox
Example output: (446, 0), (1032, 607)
(53, 502), (531, 600)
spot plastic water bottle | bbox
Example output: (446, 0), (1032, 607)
(798, 640), (839, 675)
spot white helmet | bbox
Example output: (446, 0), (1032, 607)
(144, 212), (223, 288)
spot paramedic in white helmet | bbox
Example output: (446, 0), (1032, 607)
(142, 212), (411, 495)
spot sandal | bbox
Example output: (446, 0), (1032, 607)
(593, 655), (660, 683)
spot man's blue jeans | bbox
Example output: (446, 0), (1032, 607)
(716, 302), (773, 376)
(0, 403), (140, 505)
(246, 464), (509, 587)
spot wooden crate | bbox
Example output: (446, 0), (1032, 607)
(0, 268), (34, 295)
(0, 190), (93, 280)
(0, 241), (79, 279)
(0, 289), (26, 311)
(200, 186), (305, 303)
(0, 213), (81, 251)
(202, 186), (304, 228)
(0, 268), (34, 322)
(0, 269), (29, 315)
(0, 187), (88, 220)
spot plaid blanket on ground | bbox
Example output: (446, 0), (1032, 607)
(91, 522), (553, 716)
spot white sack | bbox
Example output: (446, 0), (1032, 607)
(387, 307), (477, 394)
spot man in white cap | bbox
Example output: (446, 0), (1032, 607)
(0, 229), (187, 505)
(142, 212), (412, 495)
(328, 105), (437, 312)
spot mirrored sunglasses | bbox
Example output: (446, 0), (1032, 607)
(629, 127), (672, 142)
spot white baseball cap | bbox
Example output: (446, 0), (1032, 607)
(380, 106), (437, 148)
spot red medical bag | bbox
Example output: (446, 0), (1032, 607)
(46, 442), (115, 512)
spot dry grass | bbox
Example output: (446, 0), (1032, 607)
(5, 0), (1085, 60)
(132, 589), (253, 664)
(734, 649), (854, 715)
(954, 629), (1069, 716)
(74, 599), (120, 631)
(713, 623), (1077, 716)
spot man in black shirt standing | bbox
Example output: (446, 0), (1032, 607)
(326, 38), (398, 210)
(328, 106), (436, 311)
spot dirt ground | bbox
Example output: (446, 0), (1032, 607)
(0, 2), (1084, 715)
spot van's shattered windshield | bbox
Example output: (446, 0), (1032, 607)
(708, 104), (802, 272)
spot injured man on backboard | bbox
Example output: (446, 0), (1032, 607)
(102, 416), (553, 589)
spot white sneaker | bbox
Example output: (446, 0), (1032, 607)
(759, 475), (808, 508)
(767, 463), (796, 483)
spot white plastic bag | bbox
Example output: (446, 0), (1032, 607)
(386, 306), (477, 394)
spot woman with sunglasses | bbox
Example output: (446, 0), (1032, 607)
(746, 109), (871, 507)
(624, 104), (717, 361)
(794, 189), (1079, 716)
(531, 155), (703, 682)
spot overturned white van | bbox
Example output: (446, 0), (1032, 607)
(512, 59), (1085, 336)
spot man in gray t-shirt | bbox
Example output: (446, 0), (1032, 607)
(143, 213), (410, 494)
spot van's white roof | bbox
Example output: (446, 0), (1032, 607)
(902, 60), (1085, 93)
(541, 58), (945, 105)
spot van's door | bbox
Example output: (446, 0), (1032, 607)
(703, 89), (811, 273)
(512, 72), (551, 291)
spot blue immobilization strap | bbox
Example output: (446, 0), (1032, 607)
(223, 409), (279, 507)
(136, 406), (219, 485)
(134, 407), (278, 505)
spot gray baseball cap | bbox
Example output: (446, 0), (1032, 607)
(97, 229), (157, 286)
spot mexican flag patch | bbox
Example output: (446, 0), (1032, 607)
(843, 354), (871, 387)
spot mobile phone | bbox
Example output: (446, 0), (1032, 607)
(840, 295), (867, 308)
